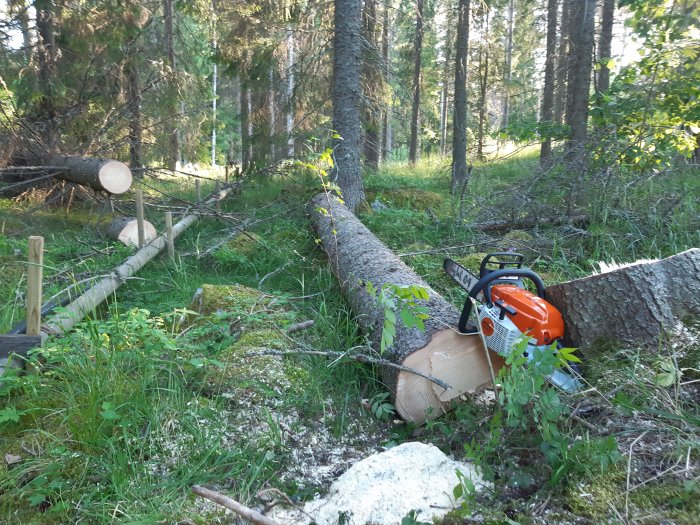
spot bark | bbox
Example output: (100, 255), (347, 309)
(163, 0), (179, 170)
(107, 217), (157, 247)
(126, 56), (144, 169)
(408, 0), (424, 165)
(240, 76), (251, 170)
(596, 0), (614, 95)
(0, 336), (41, 360)
(286, 24), (295, 157)
(553, 0), (571, 126)
(309, 193), (502, 423)
(564, 0), (596, 162)
(539, 0), (559, 164)
(48, 155), (133, 194)
(500, 0), (514, 131)
(362, 0), (381, 170)
(439, 9), (452, 156)
(43, 184), (239, 338)
(332, 0), (365, 210)
(381, 0), (392, 161)
(35, 0), (59, 151)
(451, 0), (471, 194)
(546, 249), (700, 349)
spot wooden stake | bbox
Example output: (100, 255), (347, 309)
(195, 179), (201, 202)
(135, 189), (145, 248)
(165, 211), (174, 260)
(26, 236), (44, 336)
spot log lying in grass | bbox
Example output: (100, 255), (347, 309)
(469, 214), (589, 232)
(309, 193), (503, 423)
(48, 155), (133, 194)
(546, 248), (700, 349)
(43, 184), (238, 337)
(107, 217), (157, 247)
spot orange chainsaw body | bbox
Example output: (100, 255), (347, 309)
(487, 285), (565, 345)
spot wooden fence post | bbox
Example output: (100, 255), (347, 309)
(135, 189), (145, 248)
(165, 211), (175, 260)
(195, 179), (201, 203)
(26, 236), (44, 336)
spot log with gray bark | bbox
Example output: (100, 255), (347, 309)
(107, 217), (157, 247)
(546, 248), (700, 349)
(48, 155), (133, 194)
(309, 193), (503, 423)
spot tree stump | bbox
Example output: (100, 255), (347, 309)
(546, 248), (700, 349)
(309, 193), (502, 423)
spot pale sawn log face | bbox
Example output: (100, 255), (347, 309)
(107, 217), (157, 247)
(546, 248), (700, 350)
(48, 155), (133, 194)
(309, 193), (498, 422)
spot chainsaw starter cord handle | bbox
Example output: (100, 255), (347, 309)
(458, 268), (547, 333)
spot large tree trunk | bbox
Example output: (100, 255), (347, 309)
(381, 0), (392, 162)
(240, 76), (252, 170)
(553, 0), (571, 126)
(500, 0), (514, 132)
(596, 0), (614, 95)
(362, 0), (380, 170)
(564, 0), (596, 163)
(546, 249), (700, 350)
(539, 0), (559, 165)
(163, 0), (180, 170)
(126, 56), (144, 170)
(309, 193), (503, 423)
(408, 0), (424, 165)
(451, 0), (471, 194)
(35, 0), (59, 151)
(332, 0), (364, 210)
(48, 155), (133, 194)
(439, 5), (452, 156)
(476, 8), (490, 161)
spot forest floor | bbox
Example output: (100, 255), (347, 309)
(0, 151), (698, 524)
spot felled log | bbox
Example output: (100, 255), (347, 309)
(546, 248), (700, 349)
(48, 155), (133, 194)
(309, 193), (503, 423)
(107, 217), (157, 247)
(43, 184), (239, 337)
(470, 214), (589, 232)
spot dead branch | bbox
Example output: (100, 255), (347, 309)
(286, 320), (315, 334)
(191, 485), (282, 525)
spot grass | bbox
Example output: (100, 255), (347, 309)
(1, 153), (699, 523)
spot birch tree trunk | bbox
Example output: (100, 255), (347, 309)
(286, 24), (295, 158)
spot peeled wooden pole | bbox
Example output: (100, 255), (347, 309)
(26, 236), (44, 336)
(135, 189), (146, 248)
(43, 185), (238, 337)
(165, 211), (174, 260)
(47, 155), (133, 194)
(309, 194), (502, 423)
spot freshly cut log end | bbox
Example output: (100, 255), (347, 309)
(546, 248), (700, 349)
(97, 160), (132, 194)
(395, 330), (504, 422)
(309, 193), (500, 423)
(107, 217), (157, 247)
(49, 155), (133, 194)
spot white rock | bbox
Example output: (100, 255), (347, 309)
(272, 441), (486, 525)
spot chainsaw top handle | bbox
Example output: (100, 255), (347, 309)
(479, 252), (525, 277)
(458, 268), (547, 333)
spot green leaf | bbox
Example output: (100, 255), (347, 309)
(654, 372), (675, 387)
(0, 406), (21, 423)
(29, 494), (46, 507)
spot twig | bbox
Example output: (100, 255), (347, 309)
(626, 431), (648, 521)
(286, 320), (315, 334)
(191, 485), (281, 525)
(246, 348), (452, 391)
(259, 262), (291, 288)
(398, 240), (494, 257)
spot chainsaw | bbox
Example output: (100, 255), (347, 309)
(444, 252), (582, 392)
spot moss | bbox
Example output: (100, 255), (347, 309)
(190, 283), (269, 315)
(225, 231), (261, 257)
(503, 229), (534, 243)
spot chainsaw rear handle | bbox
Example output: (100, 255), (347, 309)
(458, 268), (547, 333)
(479, 252), (525, 277)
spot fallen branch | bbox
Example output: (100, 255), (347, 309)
(286, 320), (315, 334)
(191, 485), (282, 525)
(469, 214), (589, 232)
(246, 348), (452, 391)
